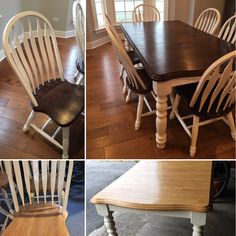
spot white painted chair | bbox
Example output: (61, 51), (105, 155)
(0, 162), (13, 234)
(132, 4), (161, 22)
(170, 51), (236, 157)
(73, 0), (85, 85)
(105, 14), (141, 98)
(3, 11), (84, 159)
(218, 15), (236, 44)
(194, 8), (221, 35)
(2, 160), (73, 236)
(106, 22), (156, 130)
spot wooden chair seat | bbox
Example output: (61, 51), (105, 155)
(2, 203), (69, 236)
(126, 69), (153, 94)
(0, 172), (8, 189)
(174, 82), (234, 119)
(33, 79), (84, 127)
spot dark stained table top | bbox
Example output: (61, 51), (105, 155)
(121, 21), (235, 82)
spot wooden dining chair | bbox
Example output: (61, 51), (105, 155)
(73, 0), (85, 85)
(104, 14), (141, 98)
(194, 8), (221, 35)
(132, 4), (160, 22)
(105, 22), (156, 130)
(218, 15), (236, 44)
(2, 160), (73, 236)
(170, 51), (236, 157)
(3, 11), (84, 159)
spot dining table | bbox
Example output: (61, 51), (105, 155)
(121, 20), (235, 149)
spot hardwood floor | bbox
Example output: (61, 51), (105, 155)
(0, 37), (84, 159)
(86, 43), (235, 159)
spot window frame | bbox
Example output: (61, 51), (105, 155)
(90, 0), (169, 31)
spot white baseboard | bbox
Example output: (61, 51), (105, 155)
(87, 36), (110, 50)
(0, 30), (75, 62)
(55, 30), (75, 38)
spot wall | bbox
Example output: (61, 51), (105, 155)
(0, 0), (74, 55)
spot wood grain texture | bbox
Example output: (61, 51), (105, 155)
(121, 21), (235, 81)
(86, 43), (235, 159)
(2, 203), (69, 236)
(0, 37), (84, 159)
(91, 161), (213, 212)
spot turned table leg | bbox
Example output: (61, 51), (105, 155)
(104, 213), (118, 236)
(191, 212), (206, 236)
(95, 204), (118, 236)
(155, 95), (168, 149)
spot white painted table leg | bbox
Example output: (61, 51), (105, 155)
(155, 95), (168, 149)
(104, 213), (118, 236)
(62, 127), (70, 159)
(95, 204), (118, 236)
(191, 212), (206, 236)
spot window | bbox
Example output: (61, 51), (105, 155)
(91, 0), (168, 30)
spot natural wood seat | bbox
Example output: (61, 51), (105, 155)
(91, 161), (213, 212)
(0, 172), (8, 189)
(2, 203), (69, 236)
(33, 79), (84, 127)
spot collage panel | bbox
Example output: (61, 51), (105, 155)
(0, 0), (85, 159)
(0, 160), (84, 236)
(86, 160), (235, 236)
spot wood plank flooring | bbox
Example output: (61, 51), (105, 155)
(0, 37), (84, 159)
(86, 43), (235, 159)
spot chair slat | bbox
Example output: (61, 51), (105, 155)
(132, 4), (160, 22)
(37, 18), (50, 82)
(41, 161), (49, 203)
(13, 161), (25, 206)
(4, 162), (19, 212)
(32, 161), (40, 203)
(22, 161), (32, 204)
(57, 161), (66, 205)
(50, 161), (57, 204)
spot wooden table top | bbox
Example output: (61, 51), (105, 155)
(91, 161), (213, 212)
(121, 21), (235, 82)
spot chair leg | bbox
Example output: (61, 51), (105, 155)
(190, 116), (200, 157)
(62, 127), (70, 159)
(170, 94), (181, 119)
(135, 95), (144, 130)
(120, 66), (124, 79)
(23, 110), (36, 132)
(126, 89), (132, 103)
(226, 112), (236, 141)
(122, 75), (128, 94)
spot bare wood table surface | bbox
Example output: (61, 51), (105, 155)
(121, 21), (235, 150)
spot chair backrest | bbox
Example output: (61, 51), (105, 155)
(132, 4), (160, 22)
(105, 18), (147, 91)
(73, 0), (85, 59)
(4, 160), (73, 214)
(190, 51), (236, 113)
(3, 11), (64, 107)
(194, 8), (221, 35)
(218, 15), (236, 44)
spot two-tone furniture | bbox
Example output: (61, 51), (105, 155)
(91, 161), (213, 236)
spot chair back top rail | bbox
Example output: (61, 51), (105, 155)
(190, 50), (236, 113)
(218, 15), (236, 44)
(3, 11), (64, 107)
(3, 160), (73, 214)
(132, 4), (160, 22)
(105, 16), (147, 91)
(73, 0), (85, 58)
(194, 8), (221, 34)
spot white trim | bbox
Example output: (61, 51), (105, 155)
(87, 35), (110, 49)
(54, 30), (75, 38)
